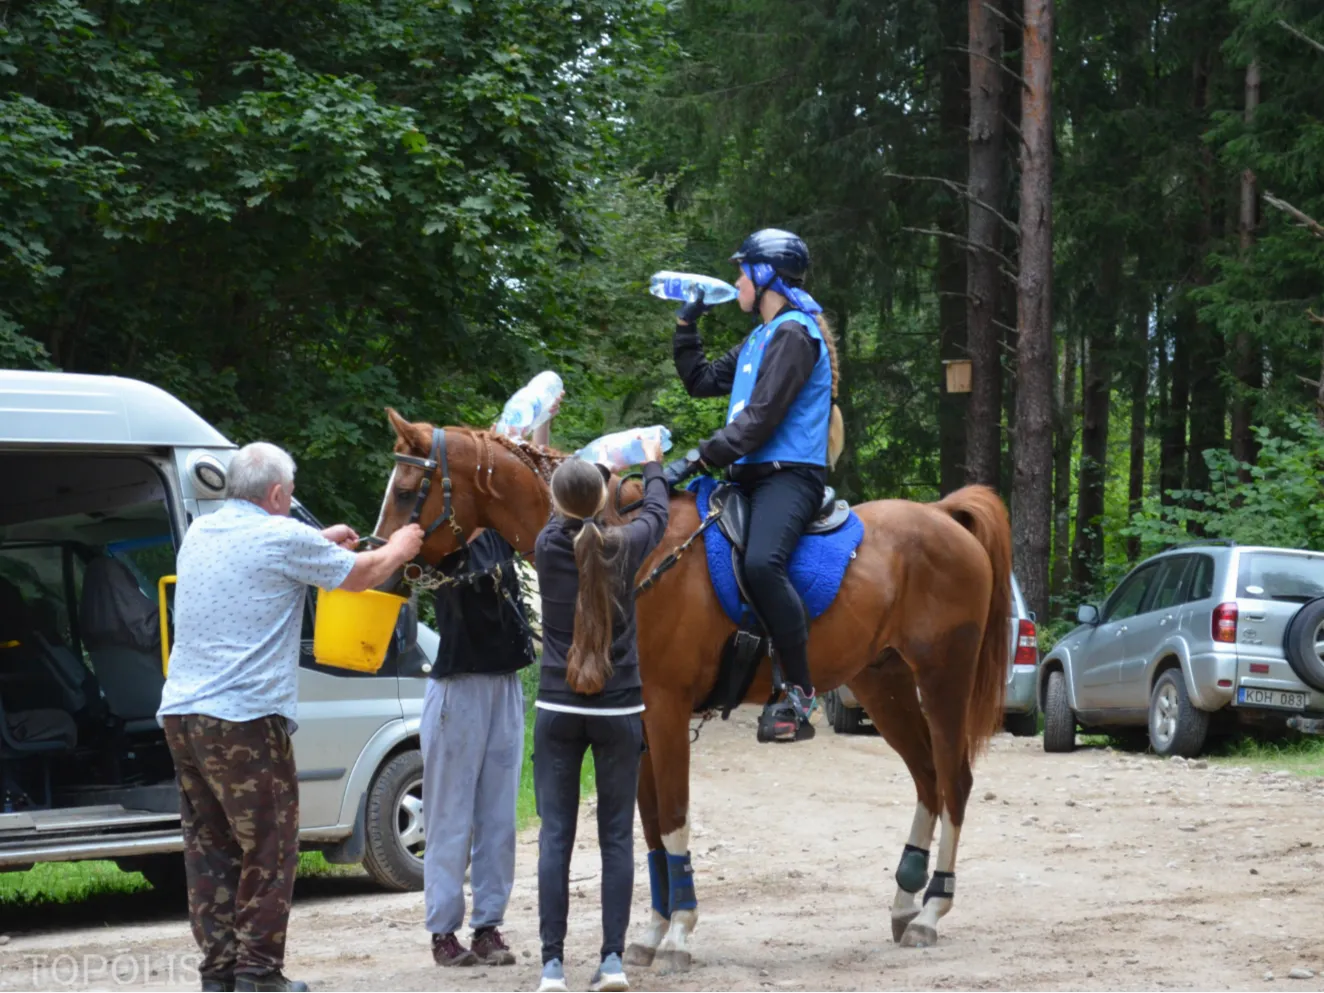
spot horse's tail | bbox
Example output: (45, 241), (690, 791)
(934, 484), (1013, 759)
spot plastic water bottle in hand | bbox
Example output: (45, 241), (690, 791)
(576, 426), (673, 472)
(494, 371), (564, 440)
(649, 271), (739, 306)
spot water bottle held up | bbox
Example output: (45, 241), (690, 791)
(576, 426), (673, 472)
(648, 271), (739, 306)
(493, 370), (564, 440)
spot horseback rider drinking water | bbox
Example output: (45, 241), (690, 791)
(662, 228), (843, 743)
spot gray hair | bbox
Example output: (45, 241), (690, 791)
(226, 442), (296, 502)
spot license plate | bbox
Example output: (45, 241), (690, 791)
(1238, 686), (1309, 710)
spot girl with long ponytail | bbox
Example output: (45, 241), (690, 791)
(531, 438), (670, 993)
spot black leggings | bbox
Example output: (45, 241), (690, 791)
(533, 708), (644, 965)
(736, 465), (827, 693)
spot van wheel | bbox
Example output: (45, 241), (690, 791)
(362, 749), (426, 892)
(1148, 669), (1209, 758)
(1042, 670), (1076, 752)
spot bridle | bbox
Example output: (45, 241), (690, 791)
(366, 427), (468, 584)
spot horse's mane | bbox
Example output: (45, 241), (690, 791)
(451, 427), (573, 489)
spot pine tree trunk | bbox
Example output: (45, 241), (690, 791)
(1127, 309), (1148, 562)
(1012, 0), (1054, 624)
(938, 0), (971, 496)
(1051, 332), (1076, 603)
(1072, 249), (1117, 593)
(964, 0), (1006, 488)
(1231, 58), (1262, 479)
(1160, 310), (1190, 506)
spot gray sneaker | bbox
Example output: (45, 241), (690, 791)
(537, 959), (568, 993)
(589, 953), (629, 992)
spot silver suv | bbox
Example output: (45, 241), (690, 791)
(1040, 542), (1324, 757)
(823, 572), (1041, 736)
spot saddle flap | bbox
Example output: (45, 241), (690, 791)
(710, 484), (750, 553)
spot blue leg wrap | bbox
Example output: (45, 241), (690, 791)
(666, 851), (697, 913)
(647, 849), (670, 920)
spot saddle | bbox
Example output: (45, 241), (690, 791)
(696, 482), (854, 719)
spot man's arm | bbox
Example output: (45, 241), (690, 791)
(338, 525), (425, 592)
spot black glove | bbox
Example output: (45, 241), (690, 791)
(663, 449), (704, 488)
(676, 287), (712, 325)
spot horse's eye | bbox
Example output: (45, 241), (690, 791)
(395, 488), (415, 502)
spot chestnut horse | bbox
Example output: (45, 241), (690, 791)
(372, 410), (1012, 968)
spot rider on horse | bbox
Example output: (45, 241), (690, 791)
(662, 227), (842, 743)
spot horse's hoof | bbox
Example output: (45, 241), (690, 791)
(890, 909), (920, 944)
(900, 921), (938, 949)
(624, 943), (656, 968)
(654, 948), (692, 974)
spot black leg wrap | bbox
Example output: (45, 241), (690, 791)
(924, 871), (955, 904)
(895, 844), (930, 894)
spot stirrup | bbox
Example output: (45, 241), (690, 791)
(756, 697), (816, 743)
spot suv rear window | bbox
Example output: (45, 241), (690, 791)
(1237, 551), (1324, 603)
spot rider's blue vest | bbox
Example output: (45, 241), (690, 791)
(724, 310), (832, 467)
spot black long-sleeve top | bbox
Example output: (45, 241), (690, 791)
(533, 462), (670, 710)
(673, 304), (822, 470)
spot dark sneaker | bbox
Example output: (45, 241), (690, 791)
(431, 932), (479, 967)
(471, 926), (516, 966)
(233, 972), (307, 993)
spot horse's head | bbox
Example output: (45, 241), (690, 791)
(370, 409), (471, 586)
(373, 407), (561, 572)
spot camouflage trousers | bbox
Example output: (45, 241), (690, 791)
(163, 714), (300, 981)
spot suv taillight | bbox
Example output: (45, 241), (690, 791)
(1014, 619), (1038, 666)
(1213, 602), (1238, 643)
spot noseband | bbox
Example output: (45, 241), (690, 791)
(368, 427), (468, 583)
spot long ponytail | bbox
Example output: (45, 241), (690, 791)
(550, 458), (624, 696)
(814, 312), (846, 469)
(566, 520), (619, 695)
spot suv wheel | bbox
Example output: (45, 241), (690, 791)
(1042, 670), (1075, 752)
(362, 749), (426, 892)
(825, 689), (869, 734)
(1148, 669), (1209, 758)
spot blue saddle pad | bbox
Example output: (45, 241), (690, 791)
(687, 475), (865, 626)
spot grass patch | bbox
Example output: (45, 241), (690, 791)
(1204, 734), (1324, 777)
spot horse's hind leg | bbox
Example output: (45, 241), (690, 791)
(897, 628), (982, 948)
(625, 729), (669, 968)
(845, 653), (940, 943)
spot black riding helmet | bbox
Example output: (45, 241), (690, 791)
(729, 228), (811, 283)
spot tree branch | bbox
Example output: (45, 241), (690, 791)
(1309, 309), (1324, 326)
(1263, 191), (1324, 238)
(947, 46), (1030, 88)
(902, 227), (1019, 269)
(982, 0), (1025, 30)
(1278, 19), (1324, 57)
(886, 172), (1020, 236)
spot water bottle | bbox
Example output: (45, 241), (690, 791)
(576, 426), (674, 471)
(494, 371), (564, 440)
(648, 271), (739, 306)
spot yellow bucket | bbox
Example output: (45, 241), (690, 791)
(312, 587), (408, 674)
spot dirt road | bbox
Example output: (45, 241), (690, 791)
(4, 713), (1324, 991)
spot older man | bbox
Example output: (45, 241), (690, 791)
(157, 442), (423, 993)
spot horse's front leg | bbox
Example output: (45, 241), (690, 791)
(641, 694), (698, 974)
(625, 724), (669, 968)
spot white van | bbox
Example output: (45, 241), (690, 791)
(0, 370), (432, 891)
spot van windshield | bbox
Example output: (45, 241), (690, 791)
(1237, 551), (1324, 603)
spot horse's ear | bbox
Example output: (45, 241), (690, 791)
(385, 407), (430, 452)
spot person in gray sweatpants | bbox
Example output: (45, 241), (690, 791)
(421, 521), (536, 968)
